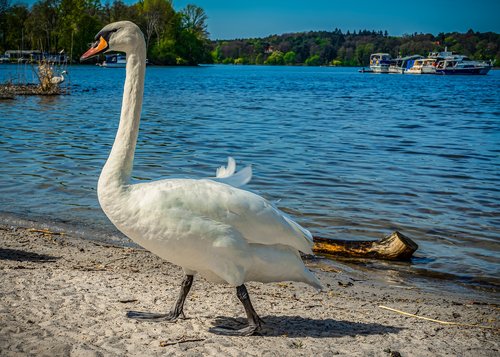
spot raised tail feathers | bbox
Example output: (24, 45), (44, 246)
(216, 157), (237, 178)
(210, 157), (252, 188)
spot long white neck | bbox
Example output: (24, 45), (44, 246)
(98, 43), (146, 196)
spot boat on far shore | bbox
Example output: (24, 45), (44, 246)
(98, 53), (150, 68)
(389, 55), (423, 74)
(435, 55), (492, 75)
(369, 53), (392, 73)
(406, 58), (438, 74)
(100, 54), (126, 68)
(365, 49), (493, 76)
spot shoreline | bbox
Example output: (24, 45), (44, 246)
(1, 211), (499, 294)
(1, 224), (498, 356)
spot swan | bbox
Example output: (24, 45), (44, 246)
(80, 21), (322, 336)
(50, 71), (68, 84)
(50, 70), (67, 84)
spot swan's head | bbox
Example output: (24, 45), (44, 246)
(80, 21), (145, 61)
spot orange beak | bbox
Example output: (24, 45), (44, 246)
(80, 36), (109, 61)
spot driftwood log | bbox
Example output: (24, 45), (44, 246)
(313, 231), (418, 261)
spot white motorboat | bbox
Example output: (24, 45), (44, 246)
(102, 54), (126, 68)
(389, 55), (423, 74)
(406, 58), (437, 74)
(370, 53), (392, 73)
(435, 55), (491, 75)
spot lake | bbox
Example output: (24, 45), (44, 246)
(1, 64), (499, 291)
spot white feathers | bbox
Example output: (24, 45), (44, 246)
(50, 70), (67, 84)
(216, 157), (237, 178)
(282, 212), (314, 244)
(211, 157), (252, 188)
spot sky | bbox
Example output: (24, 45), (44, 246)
(13, 0), (500, 40)
(175, 0), (500, 40)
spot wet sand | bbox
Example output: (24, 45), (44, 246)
(0, 224), (498, 356)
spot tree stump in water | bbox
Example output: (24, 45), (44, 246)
(313, 231), (418, 261)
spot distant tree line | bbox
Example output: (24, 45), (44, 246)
(210, 29), (500, 66)
(1, 0), (498, 67)
(0, 0), (211, 65)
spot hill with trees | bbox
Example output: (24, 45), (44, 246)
(211, 29), (500, 66)
(0, 0), (211, 65)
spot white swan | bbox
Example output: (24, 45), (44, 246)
(81, 21), (321, 336)
(50, 70), (67, 84)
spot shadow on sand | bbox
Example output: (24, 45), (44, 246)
(210, 315), (403, 337)
(0, 248), (59, 262)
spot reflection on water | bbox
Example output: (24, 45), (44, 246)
(0, 64), (499, 290)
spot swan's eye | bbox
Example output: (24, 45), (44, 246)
(96, 28), (119, 42)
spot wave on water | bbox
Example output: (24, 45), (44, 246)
(0, 211), (136, 248)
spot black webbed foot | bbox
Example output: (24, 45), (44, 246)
(209, 284), (264, 336)
(126, 310), (185, 322)
(126, 274), (193, 323)
(209, 323), (261, 336)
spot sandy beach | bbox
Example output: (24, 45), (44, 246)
(0, 224), (498, 356)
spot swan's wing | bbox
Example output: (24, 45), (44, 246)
(231, 192), (314, 254)
(209, 181), (315, 254)
(209, 157), (252, 188)
(132, 179), (313, 254)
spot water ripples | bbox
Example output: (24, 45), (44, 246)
(0, 64), (499, 288)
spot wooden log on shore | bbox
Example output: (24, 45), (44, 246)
(313, 231), (418, 261)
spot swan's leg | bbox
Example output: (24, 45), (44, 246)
(126, 274), (194, 322)
(210, 284), (264, 336)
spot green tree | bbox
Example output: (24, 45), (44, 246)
(354, 43), (374, 66)
(283, 50), (296, 65)
(102, 0), (142, 25)
(58, 0), (102, 60)
(0, 0), (10, 52)
(141, 0), (174, 50)
(264, 50), (284, 65)
(234, 57), (247, 64)
(176, 25), (210, 65)
(255, 52), (263, 64)
(0, 0), (12, 51)
(150, 36), (176, 64)
(177, 4), (210, 64)
(211, 43), (222, 63)
(305, 54), (320, 66)
(3, 4), (29, 51)
(24, 0), (59, 52)
(181, 4), (207, 39)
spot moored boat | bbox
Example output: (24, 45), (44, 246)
(389, 55), (423, 74)
(406, 58), (437, 74)
(363, 48), (492, 76)
(435, 55), (491, 75)
(370, 53), (392, 73)
(102, 54), (126, 68)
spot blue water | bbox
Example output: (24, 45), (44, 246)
(1, 64), (499, 289)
